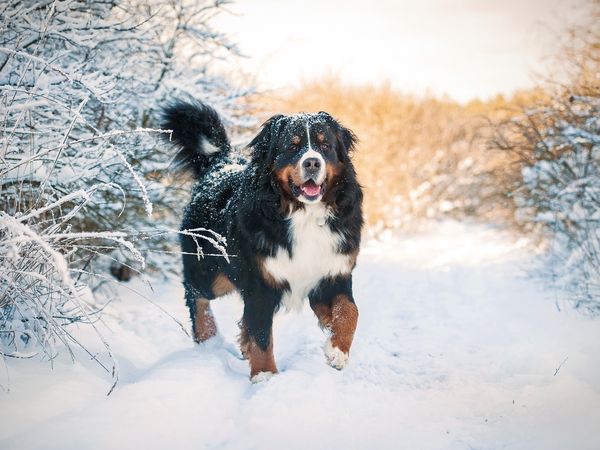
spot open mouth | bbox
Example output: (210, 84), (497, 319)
(290, 179), (325, 201)
(300, 180), (322, 197)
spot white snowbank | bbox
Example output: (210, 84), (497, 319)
(1, 222), (599, 450)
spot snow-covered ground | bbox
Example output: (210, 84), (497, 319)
(1, 222), (599, 450)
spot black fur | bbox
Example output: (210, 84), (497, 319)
(162, 99), (231, 178)
(162, 100), (363, 369)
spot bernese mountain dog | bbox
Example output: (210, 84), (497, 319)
(162, 100), (363, 382)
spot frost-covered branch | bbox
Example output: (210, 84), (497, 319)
(490, 4), (600, 313)
(0, 0), (253, 391)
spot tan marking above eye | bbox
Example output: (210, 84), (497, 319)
(316, 132), (325, 143)
(291, 135), (301, 145)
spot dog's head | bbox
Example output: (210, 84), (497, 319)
(249, 112), (357, 205)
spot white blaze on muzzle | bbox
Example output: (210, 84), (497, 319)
(299, 122), (326, 185)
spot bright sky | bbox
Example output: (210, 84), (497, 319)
(213, 0), (587, 102)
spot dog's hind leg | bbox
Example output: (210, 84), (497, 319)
(185, 289), (218, 343)
(184, 271), (238, 343)
(193, 297), (218, 343)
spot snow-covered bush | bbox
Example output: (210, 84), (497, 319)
(491, 4), (600, 312)
(0, 0), (247, 381)
(516, 97), (599, 312)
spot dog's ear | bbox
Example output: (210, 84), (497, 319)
(337, 125), (358, 154)
(249, 114), (286, 161)
(318, 111), (357, 155)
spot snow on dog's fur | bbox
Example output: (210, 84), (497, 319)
(162, 100), (363, 381)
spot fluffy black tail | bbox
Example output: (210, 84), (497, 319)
(161, 100), (230, 179)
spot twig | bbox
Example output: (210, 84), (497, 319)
(553, 356), (569, 376)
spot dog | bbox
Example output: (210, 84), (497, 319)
(162, 100), (363, 382)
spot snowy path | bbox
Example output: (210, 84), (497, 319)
(1, 223), (600, 450)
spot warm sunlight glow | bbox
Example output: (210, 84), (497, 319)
(214, 0), (586, 101)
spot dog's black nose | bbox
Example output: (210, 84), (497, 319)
(302, 158), (321, 171)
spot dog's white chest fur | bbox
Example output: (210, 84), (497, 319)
(263, 204), (353, 311)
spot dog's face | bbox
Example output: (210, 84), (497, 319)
(249, 112), (357, 205)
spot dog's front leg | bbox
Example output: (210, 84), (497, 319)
(309, 276), (359, 370)
(238, 288), (280, 382)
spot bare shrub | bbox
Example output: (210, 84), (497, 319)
(0, 0), (246, 388)
(490, 1), (600, 312)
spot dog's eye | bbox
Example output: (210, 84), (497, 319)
(320, 143), (331, 151)
(288, 144), (298, 151)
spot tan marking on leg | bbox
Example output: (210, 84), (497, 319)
(212, 273), (236, 297)
(238, 319), (250, 360)
(310, 302), (332, 329)
(329, 294), (358, 354)
(193, 298), (217, 343)
(238, 319), (277, 378)
(247, 339), (277, 379)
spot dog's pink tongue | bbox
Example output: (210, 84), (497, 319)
(301, 180), (321, 196)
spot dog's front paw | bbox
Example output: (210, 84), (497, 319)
(250, 371), (275, 383)
(324, 338), (349, 370)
